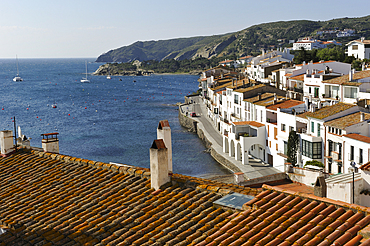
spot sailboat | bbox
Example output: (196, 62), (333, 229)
(13, 55), (23, 82)
(81, 61), (90, 83)
(106, 64), (111, 79)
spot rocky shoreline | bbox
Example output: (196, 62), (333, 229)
(93, 63), (202, 76)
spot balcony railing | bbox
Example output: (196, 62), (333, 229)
(235, 132), (255, 140)
(287, 87), (303, 93)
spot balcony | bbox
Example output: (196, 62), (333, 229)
(288, 87), (303, 93)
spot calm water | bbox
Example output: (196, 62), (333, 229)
(0, 58), (229, 178)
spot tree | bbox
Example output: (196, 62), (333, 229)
(287, 130), (299, 167)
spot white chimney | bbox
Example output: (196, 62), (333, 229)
(305, 97), (309, 111)
(150, 139), (170, 190)
(274, 93), (277, 104)
(41, 133), (59, 153)
(349, 70), (352, 82)
(234, 172), (245, 184)
(0, 130), (14, 156)
(361, 112), (365, 122)
(157, 120), (172, 172)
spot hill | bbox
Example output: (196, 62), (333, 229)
(96, 15), (370, 63)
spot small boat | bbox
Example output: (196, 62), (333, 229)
(119, 78), (122, 81)
(13, 55), (23, 82)
(106, 64), (111, 79)
(81, 61), (90, 83)
(52, 104), (57, 108)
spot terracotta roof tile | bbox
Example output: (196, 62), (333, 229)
(324, 70), (370, 85)
(2, 148), (370, 246)
(303, 102), (356, 120)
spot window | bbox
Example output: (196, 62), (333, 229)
(350, 145), (354, 161)
(328, 140), (333, 156)
(311, 122), (314, 133)
(281, 124), (286, 132)
(234, 94), (239, 104)
(289, 126), (294, 133)
(309, 87), (312, 93)
(344, 87), (358, 99)
(360, 148), (363, 164)
(352, 45), (358, 50)
(312, 142), (322, 159)
(302, 140), (322, 159)
(317, 123), (321, 137)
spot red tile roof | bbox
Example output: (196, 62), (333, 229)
(289, 74), (305, 81)
(2, 149), (370, 245)
(324, 112), (370, 129)
(0, 148), (260, 246)
(323, 70), (370, 85)
(232, 121), (265, 127)
(305, 103), (356, 120)
(344, 133), (370, 144)
(239, 56), (253, 60)
(360, 162), (370, 171)
(195, 184), (370, 246)
(267, 99), (305, 111)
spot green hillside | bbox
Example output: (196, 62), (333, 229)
(96, 15), (370, 63)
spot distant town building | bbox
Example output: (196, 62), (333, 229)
(346, 37), (370, 60)
(293, 37), (341, 51)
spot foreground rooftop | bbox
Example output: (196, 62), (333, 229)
(1, 148), (370, 245)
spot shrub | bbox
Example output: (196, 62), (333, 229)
(304, 160), (325, 168)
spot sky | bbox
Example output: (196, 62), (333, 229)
(1, 0), (369, 59)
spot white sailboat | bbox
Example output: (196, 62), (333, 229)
(13, 55), (23, 82)
(81, 61), (90, 83)
(106, 64), (111, 79)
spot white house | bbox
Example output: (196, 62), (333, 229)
(346, 38), (370, 60)
(325, 112), (370, 174)
(293, 37), (325, 50)
(322, 69), (370, 104)
(297, 103), (359, 170)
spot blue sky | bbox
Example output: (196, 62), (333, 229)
(1, 0), (369, 59)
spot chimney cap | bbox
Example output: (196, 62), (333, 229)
(151, 139), (166, 149)
(158, 120), (170, 130)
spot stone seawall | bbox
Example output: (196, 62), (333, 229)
(178, 104), (240, 174)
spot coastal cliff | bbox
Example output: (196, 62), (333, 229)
(96, 15), (370, 63)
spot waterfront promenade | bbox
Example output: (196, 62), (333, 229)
(181, 96), (282, 180)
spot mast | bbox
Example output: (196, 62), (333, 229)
(16, 55), (19, 76)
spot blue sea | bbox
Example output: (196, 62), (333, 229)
(0, 58), (229, 178)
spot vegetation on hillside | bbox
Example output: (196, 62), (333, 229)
(96, 15), (370, 63)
